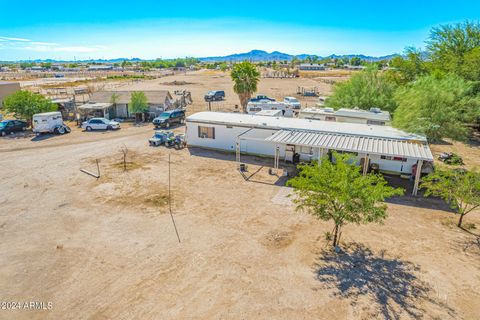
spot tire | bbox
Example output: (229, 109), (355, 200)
(54, 127), (59, 134)
(57, 126), (66, 135)
(65, 126), (71, 133)
(86, 126), (92, 132)
(107, 125), (113, 130)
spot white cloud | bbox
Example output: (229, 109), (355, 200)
(0, 36), (31, 42)
(0, 35), (107, 56)
(30, 42), (59, 46)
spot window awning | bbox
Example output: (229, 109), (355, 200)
(265, 129), (434, 161)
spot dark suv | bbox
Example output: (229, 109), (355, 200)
(152, 110), (185, 128)
(0, 120), (28, 136)
(204, 90), (225, 102)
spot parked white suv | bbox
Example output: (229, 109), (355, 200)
(284, 97), (301, 109)
(82, 118), (120, 131)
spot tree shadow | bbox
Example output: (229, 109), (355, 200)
(454, 234), (480, 256)
(313, 243), (455, 319)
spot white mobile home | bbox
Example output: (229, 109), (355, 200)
(246, 101), (294, 117)
(186, 112), (433, 194)
(299, 107), (391, 125)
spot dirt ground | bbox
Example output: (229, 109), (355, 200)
(0, 117), (479, 320)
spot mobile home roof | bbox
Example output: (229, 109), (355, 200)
(186, 112), (426, 142)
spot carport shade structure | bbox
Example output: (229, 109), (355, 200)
(265, 129), (434, 195)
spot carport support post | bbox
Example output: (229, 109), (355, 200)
(363, 154), (369, 175)
(317, 148), (325, 166)
(412, 160), (423, 196)
(236, 139), (240, 170)
(274, 146), (280, 173)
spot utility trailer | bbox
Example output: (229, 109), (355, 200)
(33, 111), (71, 135)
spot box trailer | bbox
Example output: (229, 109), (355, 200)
(33, 112), (71, 135)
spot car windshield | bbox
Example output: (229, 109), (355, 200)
(0, 122), (6, 128)
(207, 91), (215, 95)
(159, 112), (170, 119)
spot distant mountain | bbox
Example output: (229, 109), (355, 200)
(0, 51), (400, 64)
(199, 50), (400, 62)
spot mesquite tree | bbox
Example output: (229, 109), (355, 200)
(287, 152), (404, 248)
(422, 168), (480, 228)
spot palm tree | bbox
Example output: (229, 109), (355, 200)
(230, 62), (260, 113)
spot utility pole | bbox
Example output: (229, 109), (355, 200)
(168, 153), (181, 243)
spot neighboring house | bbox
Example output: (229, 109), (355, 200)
(87, 65), (113, 71)
(0, 82), (21, 107)
(89, 90), (174, 119)
(298, 63), (325, 71)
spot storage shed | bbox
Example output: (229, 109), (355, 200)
(186, 112), (434, 195)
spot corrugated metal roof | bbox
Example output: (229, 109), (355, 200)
(265, 129), (433, 161)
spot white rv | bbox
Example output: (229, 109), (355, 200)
(33, 111), (71, 135)
(246, 101), (294, 117)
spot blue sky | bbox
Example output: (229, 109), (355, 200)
(0, 0), (478, 60)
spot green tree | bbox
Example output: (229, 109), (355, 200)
(426, 21), (480, 80)
(325, 66), (398, 113)
(393, 74), (480, 142)
(110, 93), (120, 116)
(388, 47), (428, 84)
(287, 153), (404, 248)
(460, 47), (480, 81)
(129, 91), (148, 121)
(422, 169), (480, 228)
(230, 61), (260, 112)
(2, 91), (56, 124)
(349, 57), (362, 66)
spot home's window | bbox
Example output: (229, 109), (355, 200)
(325, 116), (336, 121)
(300, 146), (312, 154)
(198, 126), (215, 139)
(226, 125), (233, 129)
(367, 120), (385, 126)
(381, 155), (407, 162)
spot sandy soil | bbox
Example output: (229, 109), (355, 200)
(0, 119), (479, 320)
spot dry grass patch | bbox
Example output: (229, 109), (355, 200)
(262, 230), (295, 249)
